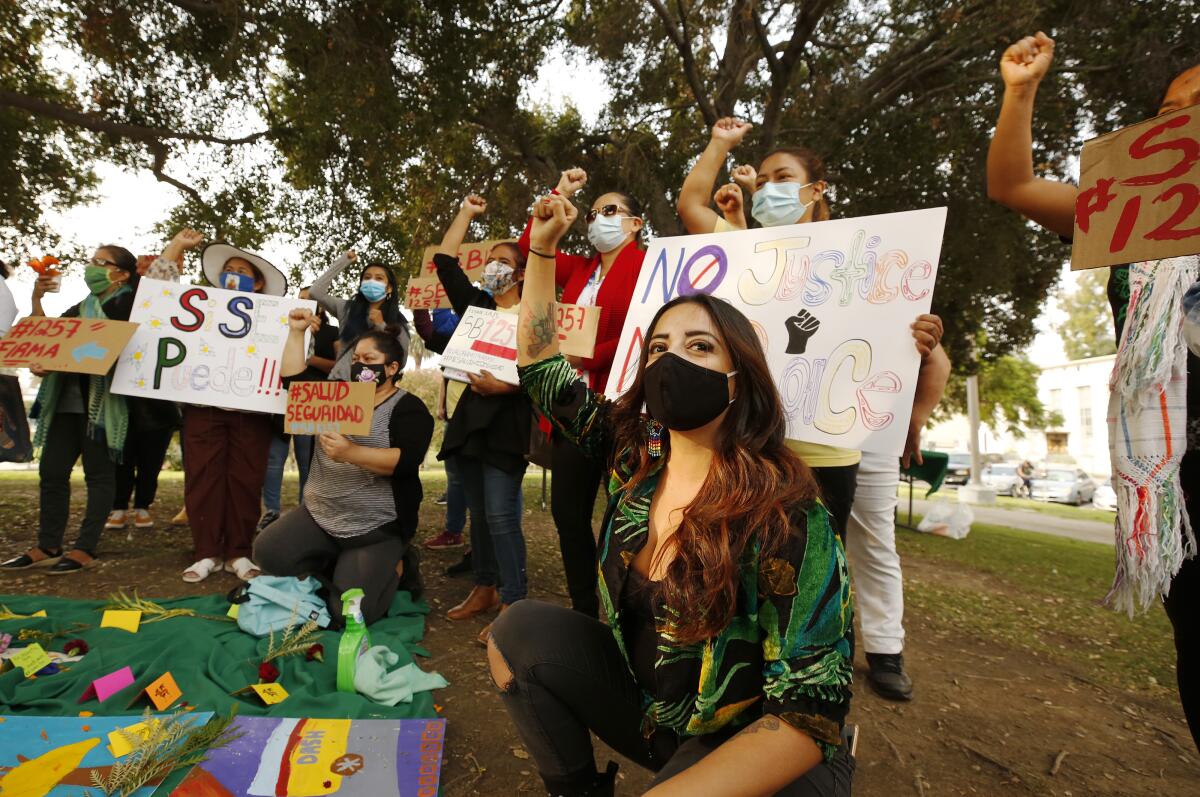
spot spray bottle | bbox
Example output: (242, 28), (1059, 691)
(336, 588), (372, 693)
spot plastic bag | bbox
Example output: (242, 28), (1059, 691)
(916, 500), (974, 540)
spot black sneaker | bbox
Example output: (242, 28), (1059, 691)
(434, 493), (448, 506)
(0, 548), (62, 570)
(866, 652), (913, 701)
(444, 549), (472, 578)
(256, 511), (280, 533)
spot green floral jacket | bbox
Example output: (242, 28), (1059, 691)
(519, 355), (853, 759)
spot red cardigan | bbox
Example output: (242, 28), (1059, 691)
(519, 210), (646, 392)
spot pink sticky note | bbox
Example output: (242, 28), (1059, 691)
(78, 666), (135, 703)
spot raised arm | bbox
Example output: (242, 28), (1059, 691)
(986, 32), (1078, 238)
(518, 194), (577, 367)
(437, 194), (486, 257)
(145, 228), (204, 283)
(281, 308), (320, 378)
(309, 250), (357, 317)
(677, 117), (754, 234)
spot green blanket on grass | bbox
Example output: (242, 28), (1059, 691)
(0, 592), (438, 720)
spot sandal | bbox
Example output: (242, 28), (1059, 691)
(225, 557), (260, 581)
(47, 549), (96, 576)
(182, 557), (223, 583)
(0, 547), (63, 570)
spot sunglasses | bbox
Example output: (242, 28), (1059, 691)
(584, 204), (635, 224)
(90, 257), (119, 269)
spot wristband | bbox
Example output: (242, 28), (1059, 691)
(529, 248), (556, 259)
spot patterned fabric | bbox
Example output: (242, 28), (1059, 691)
(1107, 257), (1199, 615)
(519, 354), (853, 760)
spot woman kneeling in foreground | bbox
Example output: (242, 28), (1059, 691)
(489, 193), (854, 796)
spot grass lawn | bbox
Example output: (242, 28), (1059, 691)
(903, 482), (1116, 524)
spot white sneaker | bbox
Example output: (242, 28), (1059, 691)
(105, 510), (127, 529)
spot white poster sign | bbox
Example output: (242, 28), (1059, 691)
(440, 305), (519, 385)
(111, 278), (316, 414)
(603, 208), (947, 455)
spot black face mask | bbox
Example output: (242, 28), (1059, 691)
(643, 352), (736, 431)
(351, 362), (390, 386)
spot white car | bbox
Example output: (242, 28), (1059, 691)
(981, 463), (1024, 496)
(1031, 468), (1098, 506)
(1092, 483), (1118, 512)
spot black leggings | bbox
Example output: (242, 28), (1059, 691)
(813, 464), (859, 540)
(1169, 452), (1200, 751)
(490, 600), (854, 796)
(550, 433), (604, 617)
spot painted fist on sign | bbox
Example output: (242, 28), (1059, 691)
(555, 168), (588, 197)
(1000, 32), (1055, 90)
(462, 194), (487, 217)
(784, 309), (820, 354)
(711, 117), (753, 148)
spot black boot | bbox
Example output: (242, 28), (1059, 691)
(866, 652), (913, 701)
(398, 546), (424, 602)
(542, 761), (618, 797)
(444, 549), (472, 577)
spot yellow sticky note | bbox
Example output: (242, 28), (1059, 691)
(11, 643), (51, 677)
(101, 609), (141, 633)
(251, 682), (289, 705)
(227, 604), (240, 620)
(146, 672), (182, 710)
(106, 721), (151, 758)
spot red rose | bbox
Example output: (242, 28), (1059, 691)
(258, 662), (280, 683)
(305, 644), (324, 663)
(63, 639), (89, 656)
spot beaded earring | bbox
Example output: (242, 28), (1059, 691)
(647, 419), (664, 458)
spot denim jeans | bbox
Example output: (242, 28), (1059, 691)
(262, 434), (290, 515)
(491, 601), (855, 795)
(443, 454), (467, 535)
(457, 456), (526, 604)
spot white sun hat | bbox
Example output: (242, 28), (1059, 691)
(200, 242), (288, 297)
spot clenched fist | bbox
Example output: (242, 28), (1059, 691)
(711, 117), (753, 148)
(1000, 32), (1054, 91)
(462, 194), (488, 216)
(556, 168), (588, 197)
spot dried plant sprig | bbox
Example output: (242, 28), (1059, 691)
(0, 605), (45, 621)
(105, 591), (232, 623)
(89, 706), (241, 796)
(263, 618), (321, 664)
(17, 623), (90, 645)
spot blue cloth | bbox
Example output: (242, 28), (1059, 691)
(431, 308), (461, 338)
(458, 457), (526, 604)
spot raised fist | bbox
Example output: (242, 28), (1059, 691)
(731, 164), (757, 195)
(1000, 32), (1054, 90)
(714, 183), (743, 216)
(462, 194), (488, 216)
(556, 168), (588, 197)
(711, 117), (753, 148)
(530, 193), (579, 252)
(784, 309), (820, 355)
(171, 228), (205, 251)
(288, 308), (319, 332)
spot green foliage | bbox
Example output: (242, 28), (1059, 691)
(938, 354), (1062, 436)
(3, 1), (1197, 365)
(1057, 269), (1116, 360)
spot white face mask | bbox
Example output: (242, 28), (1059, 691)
(587, 214), (634, 253)
(751, 181), (815, 227)
(481, 260), (516, 296)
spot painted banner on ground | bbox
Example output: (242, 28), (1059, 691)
(1073, 103), (1200, 270)
(170, 716), (446, 797)
(111, 278), (316, 414)
(556, 302), (600, 359)
(0, 316), (138, 375)
(603, 208), (946, 456)
(440, 306), (519, 385)
(285, 381), (375, 435)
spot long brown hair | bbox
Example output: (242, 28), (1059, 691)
(759, 146), (831, 222)
(609, 294), (820, 644)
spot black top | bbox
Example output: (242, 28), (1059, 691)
(620, 567), (660, 695)
(59, 290), (136, 415)
(62, 290), (134, 322)
(434, 253), (530, 473)
(383, 390), (435, 543)
(301, 321), (340, 383)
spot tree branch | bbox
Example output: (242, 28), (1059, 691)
(754, 0), (839, 148)
(149, 143), (204, 205)
(0, 90), (275, 146)
(644, 0), (718, 125)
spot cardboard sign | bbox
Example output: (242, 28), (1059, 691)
(284, 381), (375, 435)
(111, 278), (316, 414)
(1073, 104), (1200, 270)
(79, 665), (135, 703)
(11, 643), (51, 677)
(145, 672), (183, 710)
(556, 303), (601, 359)
(0, 316), (138, 375)
(604, 209), (946, 456)
(100, 609), (141, 633)
(250, 682), (288, 705)
(419, 239), (516, 279)
(440, 305), (520, 385)
(404, 276), (451, 309)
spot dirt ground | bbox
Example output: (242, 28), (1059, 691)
(0, 470), (1196, 797)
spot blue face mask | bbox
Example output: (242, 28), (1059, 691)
(751, 181), (814, 227)
(360, 279), (388, 302)
(220, 271), (256, 293)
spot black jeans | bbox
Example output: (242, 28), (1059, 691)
(114, 424), (173, 510)
(550, 433), (604, 617)
(1168, 451), (1200, 751)
(491, 600), (854, 796)
(38, 412), (114, 555)
(813, 464), (859, 540)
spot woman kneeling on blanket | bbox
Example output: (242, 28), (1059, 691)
(489, 193), (855, 796)
(253, 310), (433, 626)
